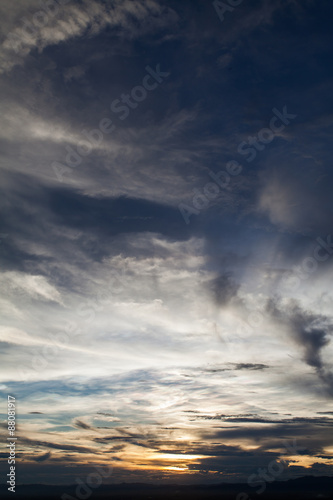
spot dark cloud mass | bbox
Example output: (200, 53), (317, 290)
(267, 299), (333, 395)
(210, 273), (240, 306)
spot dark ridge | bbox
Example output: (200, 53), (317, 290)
(0, 475), (332, 500)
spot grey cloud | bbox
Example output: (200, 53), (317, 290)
(33, 451), (51, 462)
(73, 418), (94, 430)
(205, 363), (269, 373)
(209, 273), (240, 306)
(267, 299), (333, 396)
(0, 0), (178, 74)
(16, 435), (94, 453)
(192, 414), (333, 425)
(202, 422), (332, 453)
(94, 436), (152, 449)
(234, 363), (269, 371)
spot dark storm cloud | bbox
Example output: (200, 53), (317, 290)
(267, 299), (333, 396)
(203, 422), (332, 449)
(33, 451), (51, 462)
(109, 445), (126, 452)
(205, 363), (269, 373)
(94, 436), (152, 449)
(93, 436), (126, 443)
(3, 170), (192, 234)
(15, 435), (94, 454)
(159, 442), (250, 457)
(209, 273), (240, 306)
(234, 363), (269, 371)
(73, 419), (94, 431)
(46, 187), (192, 241)
(192, 414), (333, 425)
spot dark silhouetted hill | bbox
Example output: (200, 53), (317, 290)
(0, 475), (332, 499)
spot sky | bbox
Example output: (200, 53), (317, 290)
(0, 0), (333, 487)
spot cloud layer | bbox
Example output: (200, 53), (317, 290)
(0, 0), (332, 486)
